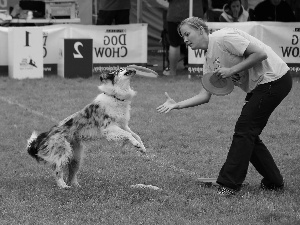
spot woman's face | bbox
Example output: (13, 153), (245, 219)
(179, 24), (209, 50)
(230, 0), (241, 18)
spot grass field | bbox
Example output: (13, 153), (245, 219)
(0, 70), (299, 224)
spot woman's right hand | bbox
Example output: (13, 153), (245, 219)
(156, 92), (178, 113)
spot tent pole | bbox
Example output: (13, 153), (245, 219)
(189, 0), (193, 17)
(137, 0), (142, 23)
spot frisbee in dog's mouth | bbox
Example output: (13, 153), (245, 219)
(127, 65), (158, 78)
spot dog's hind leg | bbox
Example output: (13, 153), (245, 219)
(54, 165), (71, 189)
(67, 140), (83, 187)
(46, 139), (73, 189)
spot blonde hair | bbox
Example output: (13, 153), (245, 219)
(177, 17), (209, 37)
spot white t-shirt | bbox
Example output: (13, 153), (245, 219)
(203, 27), (289, 93)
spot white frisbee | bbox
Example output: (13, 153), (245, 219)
(127, 65), (158, 78)
(130, 184), (161, 190)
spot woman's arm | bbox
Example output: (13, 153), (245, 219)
(157, 87), (212, 113)
(177, 87), (211, 109)
(214, 42), (267, 78)
(231, 42), (267, 74)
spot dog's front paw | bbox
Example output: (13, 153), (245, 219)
(57, 180), (71, 189)
(137, 144), (146, 154)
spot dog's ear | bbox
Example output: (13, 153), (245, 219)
(99, 72), (106, 82)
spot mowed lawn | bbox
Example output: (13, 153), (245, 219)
(0, 74), (299, 225)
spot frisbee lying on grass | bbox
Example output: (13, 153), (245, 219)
(201, 72), (234, 96)
(127, 65), (158, 78)
(197, 178), (218, 187)
(130, 184), (161, 190)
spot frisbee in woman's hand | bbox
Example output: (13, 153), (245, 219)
(127, 65), (158, 78)
(201, 72), (234, 96)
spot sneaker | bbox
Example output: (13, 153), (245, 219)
(163, 68), (176, 76)
(217, 186), (237, 197)
(260, 181), (284, 191)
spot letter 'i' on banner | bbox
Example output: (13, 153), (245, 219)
(58, 39), (93, 78)
(8, 27), (43, 79)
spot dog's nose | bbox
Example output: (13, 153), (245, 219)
(126, 69), (136, 76)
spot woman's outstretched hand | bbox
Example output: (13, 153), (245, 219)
(156, 92), (178, 113)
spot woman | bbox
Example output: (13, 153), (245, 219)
(219, 0), (250, 22)
(157, 17), (292, 196)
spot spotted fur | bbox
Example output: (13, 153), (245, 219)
(26, 68), (146, 189)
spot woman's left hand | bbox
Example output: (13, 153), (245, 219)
(213, 67), (233, 79)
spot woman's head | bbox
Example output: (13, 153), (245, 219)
(227, 0), (242, 18)
(177, 17), (209, 50)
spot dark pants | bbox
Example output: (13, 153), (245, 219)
(97, 9), (130, 25)
(217, 72), (293, 191)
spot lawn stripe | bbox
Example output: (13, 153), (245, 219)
(0, 96), (58, 123)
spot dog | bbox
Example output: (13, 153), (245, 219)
(26, 68), (146, 189)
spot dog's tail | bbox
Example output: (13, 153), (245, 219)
(26, 131), (42, 162)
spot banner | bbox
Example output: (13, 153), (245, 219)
(42, 23), (148, 74)
(0, 22), (299, 77)
(188, 22), (300, 77)
(8, 27), (43, 79)
(0, 27), (8, 66)
(68, 24), (148, 73)
(261, 22), (300, 75)
(42, 25), (69, 74)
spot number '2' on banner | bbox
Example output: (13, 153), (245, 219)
(58, 39), (93, 79)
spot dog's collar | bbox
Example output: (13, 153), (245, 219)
(103, 93), (125, 101)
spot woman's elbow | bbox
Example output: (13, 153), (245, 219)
(259, 51), (268, 61)
(199, 87), (212, 104)
(203, 96), (210, 104)
(202, 93), (211, 104)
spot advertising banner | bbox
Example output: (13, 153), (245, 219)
(261, 22), (300, 75)
(0, 27), (8, 67)
(8, 27), (43, 79)
(41, 23), (148, 74)
(42, 25), (69, 74)
(67, 24), (148, 73)
(0, 22), (299, 77)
